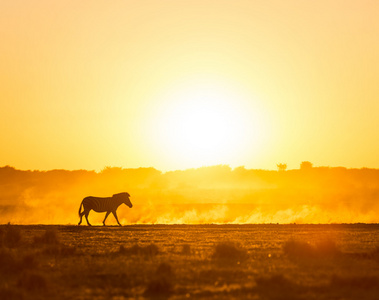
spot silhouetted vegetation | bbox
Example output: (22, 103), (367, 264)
(18, 271), (48, 291)
(212, 241), (248, 262)
(33, 229), (60, 245)
(144, 262), (174, 297)
(283, 239), (340, 259)
(0, 225), (22, 247)
(277, 163), (287, 171)
(119, 243), (159, 256)
(180, 243), (191, 255)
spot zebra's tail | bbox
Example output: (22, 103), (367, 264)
(78, 200), (83, 216)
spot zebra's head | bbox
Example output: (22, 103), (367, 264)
(113, 192), (133, 208)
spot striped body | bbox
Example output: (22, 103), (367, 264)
(78, 192), (132, 226)
(82, 196), (124, 213)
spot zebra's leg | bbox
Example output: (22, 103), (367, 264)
(85, 211), (92, 226)
(78, 210), (86, 225)
(103, 211), (111, 226)
(112, 211), (122, 226)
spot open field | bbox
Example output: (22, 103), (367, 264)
(1, 224), (379, 299)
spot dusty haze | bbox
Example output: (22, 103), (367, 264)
(1, 165), (378, 225)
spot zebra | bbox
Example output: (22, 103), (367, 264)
(78, 192), (132, 226)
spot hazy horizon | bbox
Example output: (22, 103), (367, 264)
(1, 164), (379, 225)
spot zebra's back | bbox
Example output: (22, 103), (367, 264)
(83, 196), (118, 213)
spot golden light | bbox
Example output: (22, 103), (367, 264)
(148, 78), (269, 169)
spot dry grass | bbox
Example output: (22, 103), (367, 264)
(1, 224), (379, 300)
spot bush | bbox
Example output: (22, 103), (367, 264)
(156, 262), (173, 277)
(119, 243), (159, 256)
(283, 240), (314, 258)
(33, 229), (60, 245)
(21, 253), (39, 270)
(144, 276), (173, 297)
(0, 248), (18, 273)
(255, 274), (303, 298)
(1, 225), (22, 248)
(18, 272), (48, 291)
(145, 263), (174, 297)
(330, 275), (379, 289)
(212, 242), (248, 262)
(181, 244), (191, 255)
(43, 245), (76, 256)
(0, 249), (38, 274)
(283, 239), (339, 259)
(0, 287), (24, 300)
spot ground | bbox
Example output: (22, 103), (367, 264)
(1, 224), (379, 299)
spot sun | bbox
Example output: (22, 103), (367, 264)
(147, 79), (268, 169)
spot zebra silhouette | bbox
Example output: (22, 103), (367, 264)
(78, 192), (132, 226)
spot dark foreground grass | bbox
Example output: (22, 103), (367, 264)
(0, 224), (379, 300)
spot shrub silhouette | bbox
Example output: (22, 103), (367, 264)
(43, 245), (76, 256)
(145, 262), (174, 297)
(0, 287), (24, 300)
(1, 225), (22, 247)
(180, 244), (191, 255)
(255, 274), (304, 299)
(283, 239), (339, 259)
(0, 248), (18, 273)
(0, 249), (38, 274)
(156, 262), (173, 277)
(119, 243), (159, 256)
(18, 272), (48, 291)
(33, 229), (60, 245)
(330, 275), (379, 289)
(212, 242), (248, 262)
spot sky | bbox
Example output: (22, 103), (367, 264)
(1, 0), (379, 171)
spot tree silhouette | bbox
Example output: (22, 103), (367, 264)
(300, 161), (313, 170)
(277, 163), (287, 172)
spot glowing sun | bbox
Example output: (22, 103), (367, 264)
(149, 79), (268, 169)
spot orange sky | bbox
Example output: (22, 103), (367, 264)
(1, 1), (379, 171)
